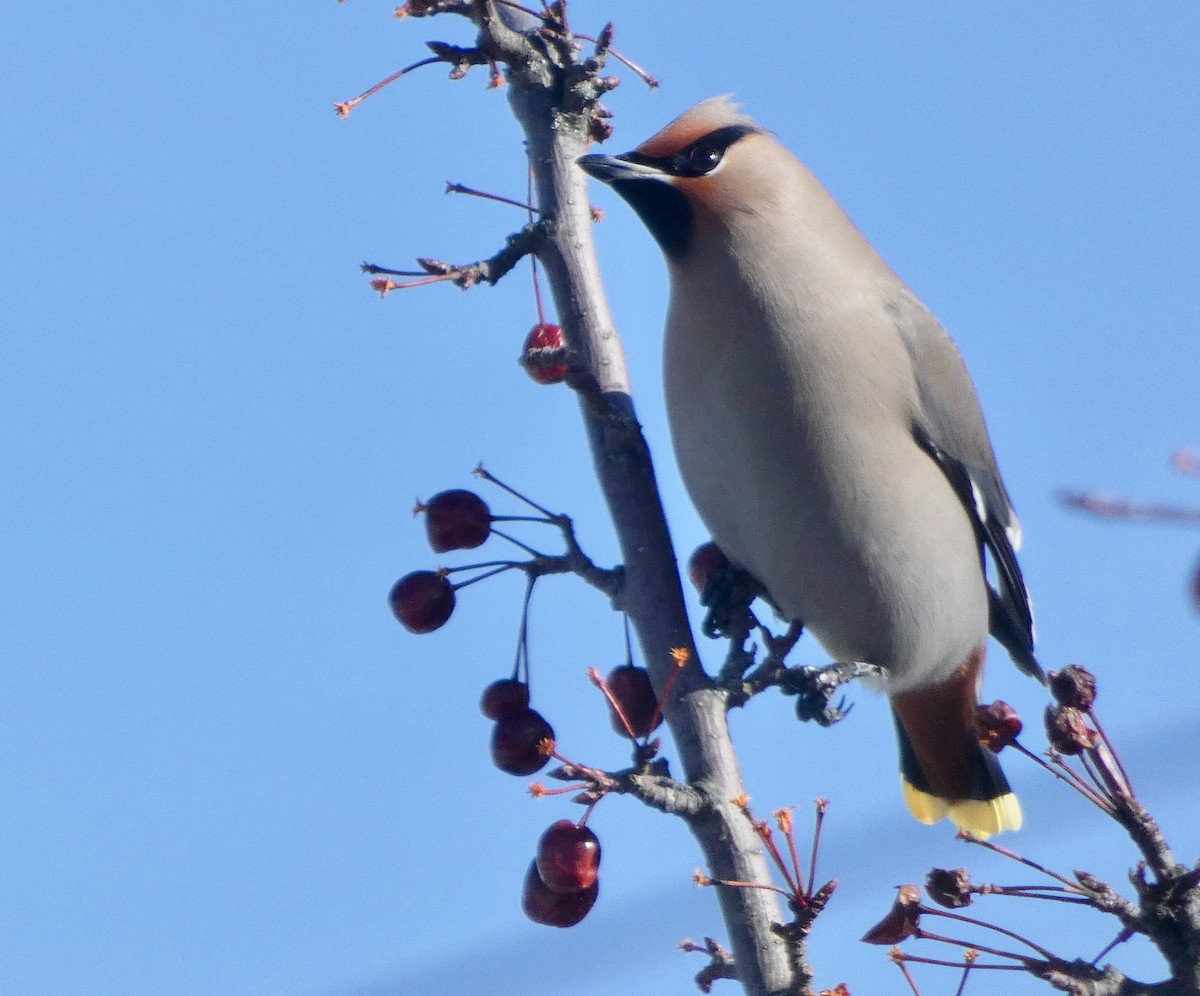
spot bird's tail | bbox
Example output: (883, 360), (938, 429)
(890, 648), (1021, 838)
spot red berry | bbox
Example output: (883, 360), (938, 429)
(480, 678), (530, 720)
(687, 541), (730, 594)
(490, 707), (554, 775)
(388, 571), (454, 633)
(536, 819), (601, 893)
(521, 859), (598, 928)
(421, 489), (491, 553)
(521, 323), (568, 385)
(605, 665), (660, 738)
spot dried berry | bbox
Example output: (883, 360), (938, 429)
(388, 571), (455, 633)
(536, 819), (602, 893)
(605, 664), (660, 739)
(1049, 666), (1098, 710)
(491, 707), (554, 776)
(861, 884), (922, 945)
(521, 859), (598, 928)
(421, 489), (490, 552)
(1045, 704), (1097, 756)
(480, 678), (530, 720)
(976, 700), (1023, 753)
(926, 867), (973, 909)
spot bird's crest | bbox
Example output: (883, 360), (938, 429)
(636, 95), (759, 158)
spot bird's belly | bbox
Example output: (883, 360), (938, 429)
(666, 349), (987, 690)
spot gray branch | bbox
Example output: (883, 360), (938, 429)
(471, 3), (798, 992)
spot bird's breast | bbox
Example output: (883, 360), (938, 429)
(663, 257), (987, 688)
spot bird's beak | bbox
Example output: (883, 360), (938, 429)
(577, 153), (665, 184)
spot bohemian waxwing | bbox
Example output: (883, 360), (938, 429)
(579, 96), (1042, 837)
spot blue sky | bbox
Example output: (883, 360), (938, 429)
(3, 4), (1199, 994)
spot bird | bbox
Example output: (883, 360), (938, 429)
(578, 96), (1041, 837)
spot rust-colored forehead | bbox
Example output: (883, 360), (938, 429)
(635, 95), (758, 158)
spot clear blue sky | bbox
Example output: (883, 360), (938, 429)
(3, 4), (1199, 994)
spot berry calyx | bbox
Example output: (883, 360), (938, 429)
(480, 678), (530, 720)
(491, 707), (554, 776)
(420, 489), (491, 553)
(605, 664), (660, 738)
(536, 819), (602, 893)
(687, 541), (730, 595)
(521, 323), (568, 385)
(388, 570), (455, 633)
(521, 859), (599, 928)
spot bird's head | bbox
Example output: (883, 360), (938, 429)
(578, 96), (775, 261)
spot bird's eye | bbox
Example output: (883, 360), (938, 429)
(686, 142), (723, 174)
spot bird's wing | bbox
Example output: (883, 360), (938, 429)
(887, 290), (1043, 682)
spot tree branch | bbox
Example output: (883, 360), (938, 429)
(484, 9), (797, 994)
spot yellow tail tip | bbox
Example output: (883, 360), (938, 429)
(902, 780), (1022, 838)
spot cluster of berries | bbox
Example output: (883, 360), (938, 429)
(389, 478), (671, 928)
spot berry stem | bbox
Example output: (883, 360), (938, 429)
(588, 666), (638, 741)
(920, 907), (1056, 961)
(1012, 741), (1115, 814)
(490, 527), (546, 558)
(642, 647), (687, 741)
(894, 957), (922, 995)
(445, 181), (539, 213)
(335, 56), (441, 118)
(807, 799), (828, 899)
(512, 572), (536, 683)
(1092, 711), (1135, 796)
(959, 833), (1083, 892)
(490, 514), (555, 526)
(447, 563), (521, 589)
(474, 464), (557, 519)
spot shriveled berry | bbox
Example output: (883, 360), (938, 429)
(521, 859), (598, 928)
(536, 819), (601, 893)
(606, 664), (660, 738)
(926, 867), (973, 909)
(976, 700), (1023, 753)
(491, 707), (554, 775)
(521, 323), (568, 385)
(388, 571), (454, 633)
(421, 489), (491, 553)
(687, 541), (730, 595)
(861, 884), (922, 945)
(480, 678), (530, 720)
(1045, 704), (1096, 756)
(1049, 666), (1097, 710)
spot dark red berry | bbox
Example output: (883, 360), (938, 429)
(926, 867), (974, 909)
(1048, 666), (1097, 710)
(480, 678), (530, 720)
(490, 707), (554, 775)
(975, 700), (1023, 753)
(388, 571), (454, 633)
(521, 859), (598, 928)
(861, 884), (922, 945)
(421, 489), (491, 553)
(606, 664), (660, 738)
(687, 541), (730, 594)
(1044, 704), (1096, 756)
(536, 819), (601, 893)
(521, 323), (568, 385)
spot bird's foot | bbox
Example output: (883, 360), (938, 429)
(700, 563), (769, 641)
(783, 660), (880, 727)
